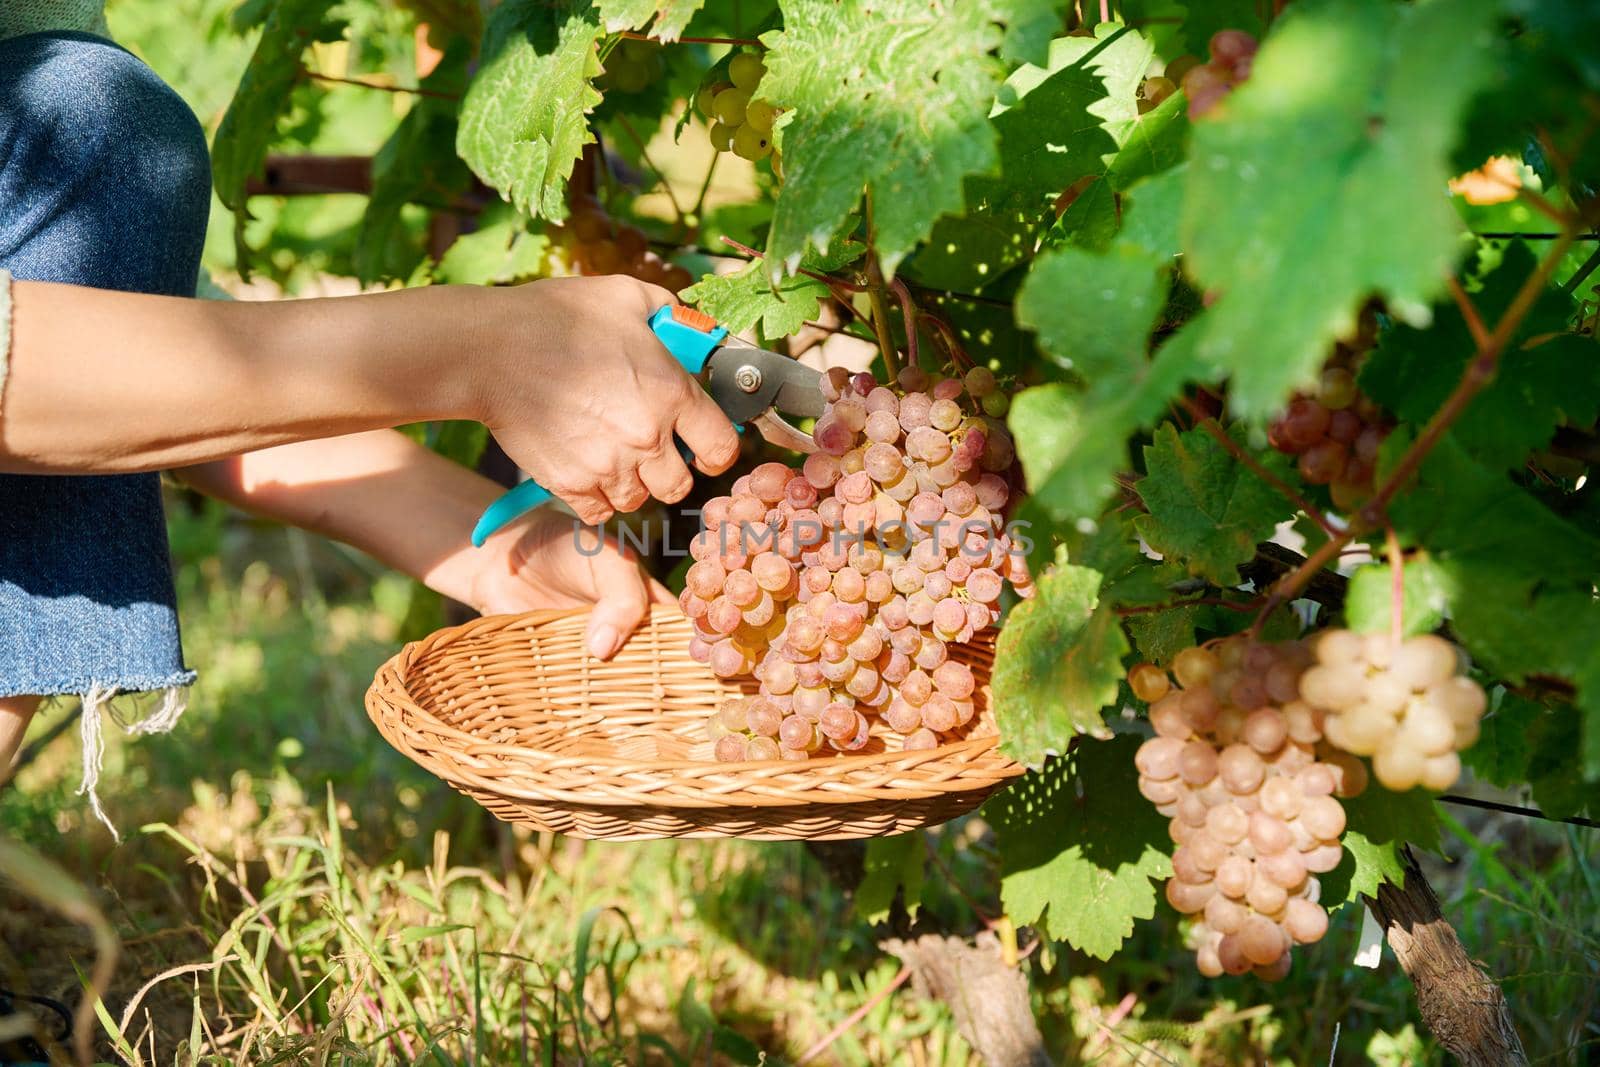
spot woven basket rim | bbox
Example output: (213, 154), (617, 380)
(375, 605), (1013, 774)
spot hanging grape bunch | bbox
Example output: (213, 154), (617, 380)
(1267, 336), (1393, 509)
(1297, 630), (1487, 792)
(688, 364), (1031, 761)
(564, 193), (693, 294)
(600, 37), (665, 94)
(696, 50), (781, 164)
(1131, 636), (1370, 979)
(1166, 30), (1258, 119)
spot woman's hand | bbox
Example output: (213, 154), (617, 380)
(179, 430), (674, 660)
(467, 507), (675, 659)
(468, 275), (742, 526)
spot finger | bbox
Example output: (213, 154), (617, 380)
(562, 489), (615, 528)
(674, 387), (742, 476)
(583, 554), (652, 660)
(632, 279), (676, 314)
(602, 468), (651, 515)
(638, 448), (696, 505)
(647, 577), (676, 605)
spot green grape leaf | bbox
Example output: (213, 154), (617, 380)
(911, 24), (1157, 291)
(992, 565), (1124, 767)
(1342, 556), (1449, 639)
(1460, 690), (1544, 791)
(355, 43), (473, 286)
(1321, 785), (1442, 909)
(1017, 320), (1209, 521)
(1361, 244), (1600, 471)
(1527, 708), (1598, 819)
(997, 0), (1063, 65)
(595, 0), (707, 41)
(433, 216), (551, 286)
(1134, 424), (1296, 586)
(1389, 438), (1600, 777)
(1125, 604), (1203, 668)
(854, 833), (925, 925)
(760, 0), (1046, 279)
(680, 242), (861, 342)
(988, 739), (1173, 960)
(457, 0), (604, 222)
(1017, 243), (1168, 381)
(210, 0), (346, 273)
(1182, 0), (1499, 418)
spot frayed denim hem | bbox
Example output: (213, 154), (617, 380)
(6, 676), (196, 841)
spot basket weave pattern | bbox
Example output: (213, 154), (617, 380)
(365, 607), (1024, 840)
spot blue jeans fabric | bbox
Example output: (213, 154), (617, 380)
(0, 31), (209, 697)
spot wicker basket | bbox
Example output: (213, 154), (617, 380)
(364, 606), (1024, 840)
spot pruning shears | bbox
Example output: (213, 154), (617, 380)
(471, 304), (824, 547)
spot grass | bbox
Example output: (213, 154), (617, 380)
(2, 500), (1597, 1065)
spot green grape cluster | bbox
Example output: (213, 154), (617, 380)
(695, 51), (780, 164)
(600, 37), (665, 94)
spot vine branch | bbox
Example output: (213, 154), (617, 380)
(303, 70), (459, 100)
(1252, 221), (1583, 628)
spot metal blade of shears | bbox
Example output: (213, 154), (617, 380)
(702, 339), (824, 452)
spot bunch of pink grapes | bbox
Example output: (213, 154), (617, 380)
(681, 364), (1032, 761)
(1131, 636), (1369, 979)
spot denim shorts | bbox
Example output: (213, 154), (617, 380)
(0, 32), (209, 702)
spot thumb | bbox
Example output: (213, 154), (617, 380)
(583, 551), (652, 660)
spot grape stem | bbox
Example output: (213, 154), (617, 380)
(1250, 218), (1585, 634)
(863, 191), (905, 380)
(716, 235), (868, 291)
(618, 30), (763, 46)
(1385, 524), (1404, 649)
(889, 278), (922, 372)
(1181, 398), (1341, 538)
(302, 70), (460, 100)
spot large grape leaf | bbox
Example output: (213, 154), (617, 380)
(1390, 438), (1600, 779)
(1459, 690), (1541, 790)
(1342, 556), (1448, 639)
(595, 0), (706, 40)
(1321, 785), (1442, 909)
(910, 24), (1158, 292)
(1361, 245), (1600, 472)
(1016, 244), (1167, 381)
(457, 0), (604, 222)
(1009, 171), (1200, 520)
(1134, 424), (1296, 586)
(1182, 0), (1499, 418)
(355, 44), (473, 286)
(432, 216), (551, 286)
(988, 740), (1173, 959)
(210, 0), (346, 272)
(1525, 709), (1598, 819)
(992, 565), (1123, 766)
(759, 0), (1046, 279)
(1012, 322), (1206, 521)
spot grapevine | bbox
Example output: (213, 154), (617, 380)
(208, 0), (1600, 1057)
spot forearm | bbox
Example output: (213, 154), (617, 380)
(176, 430), (501, 606)
(0, 281), (486, 473)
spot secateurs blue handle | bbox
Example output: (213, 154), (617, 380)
(469, 305), (729, 547)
